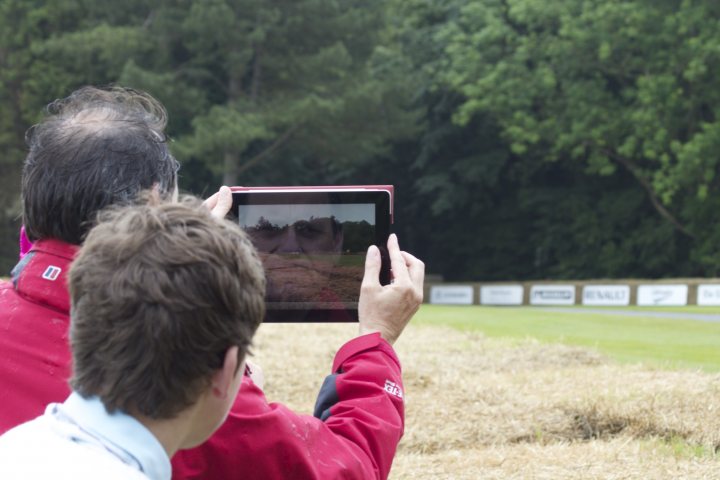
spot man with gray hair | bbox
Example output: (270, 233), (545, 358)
(0, 86), (425, 480)
(0, 86), (180, 434)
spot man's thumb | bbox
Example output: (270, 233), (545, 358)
(211, 186), (233, 219)
(362, 245), (382, 288)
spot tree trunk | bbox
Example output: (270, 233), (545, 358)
(222, 59), (244, 185)
(223, 151), (239, 186)
(250, 45), (262, 102)
(604, 148), (695, 239)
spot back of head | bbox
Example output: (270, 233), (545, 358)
(68, 197), (266, 419)
(22, 86), (179, 244)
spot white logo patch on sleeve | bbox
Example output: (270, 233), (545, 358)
(384, 379), (403, 399)
(41, 265), (62, 281)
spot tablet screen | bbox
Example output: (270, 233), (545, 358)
(232, 188), (392, 322)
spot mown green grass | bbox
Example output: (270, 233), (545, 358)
(414, 305), (720, 372)
(550, 305), (720, 315)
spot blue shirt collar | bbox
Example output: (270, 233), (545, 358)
(57, 392), (171, 480)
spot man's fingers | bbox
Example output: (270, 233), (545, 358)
(387, 234), (410, 284)
(210, 186), (233, 219)
(202, 186), (233, 218)
(361, 245), (382, 290)
(203, 191), (219, 210)
(401, 251), (425, 290)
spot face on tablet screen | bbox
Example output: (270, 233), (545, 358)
(237, 203), (375, 306)
(232, 187), (392, 323)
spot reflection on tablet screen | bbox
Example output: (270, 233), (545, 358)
(238, 203), (375, 309)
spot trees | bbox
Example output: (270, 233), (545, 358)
(2, 0), (720, 280)
(119, 0), (418, 190)
(391, 0), (720, 278)
(0, 0), (417, 272)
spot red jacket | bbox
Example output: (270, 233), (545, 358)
(0, 239), (406, 479)
(0, 239), (76, 435)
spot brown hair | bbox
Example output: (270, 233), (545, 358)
(23, 86), (179, 244)
(68, 196), (265, 419)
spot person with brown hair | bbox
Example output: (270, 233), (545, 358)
(0, 198), (266, 479)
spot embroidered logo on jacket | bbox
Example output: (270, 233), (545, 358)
(41, 265), (62, 281)
(384, 380), (403, 399)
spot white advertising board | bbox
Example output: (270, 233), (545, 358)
(530, 285), (576, 305)
(480, 285), (524, 305)
(697, 285), (720, 306)
(637, 285), (688, 306)
(582, 285), (630, 306)
(430, 285), (474, 305)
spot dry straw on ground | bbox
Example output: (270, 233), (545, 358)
(252, 320), (720, 479)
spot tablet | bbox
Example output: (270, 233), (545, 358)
(231, 186), (393, 323)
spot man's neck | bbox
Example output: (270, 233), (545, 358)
(134, 404), (203, 458)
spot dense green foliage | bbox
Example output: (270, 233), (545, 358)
(1, 0), (720, 280)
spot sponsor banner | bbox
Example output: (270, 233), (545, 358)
(430, 285), (474, 305)
(582, 285), (630, 306)
(637, 285), (688, 306)
(530, 285), (576, 305)
(480, 285), (524, 305)
(697, 285), (720, 306)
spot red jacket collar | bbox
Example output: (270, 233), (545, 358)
(29, 238), (79, 260)
(13, 238), (78, 314)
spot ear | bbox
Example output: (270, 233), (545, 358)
(210, 346), (241, 399)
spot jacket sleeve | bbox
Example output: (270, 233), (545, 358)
(171, 332), (404, 480)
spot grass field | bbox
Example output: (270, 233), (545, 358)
(414, 305), (720, 371)
(255, 305), (720, 479)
